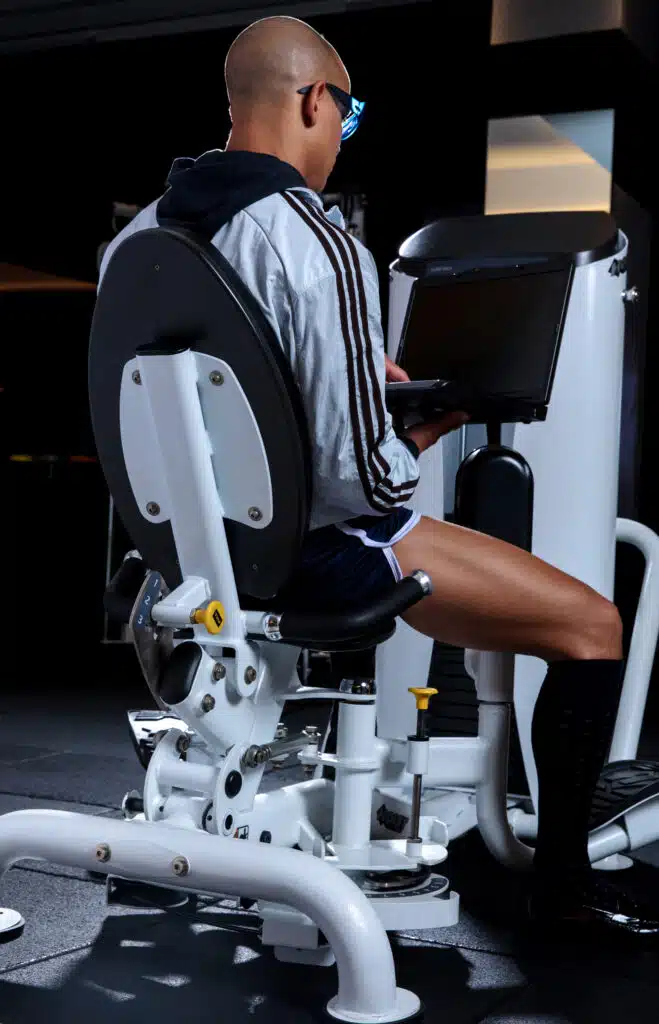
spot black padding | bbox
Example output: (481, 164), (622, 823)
(397, 211), (620, 271)
(104, 556), (147, 624)
(454, 446), (533, 550)
(157, 641), (203, 706)
(278, 574), (428, 646)
(89, 227), (312, 599)
(590, 759), (659, 831)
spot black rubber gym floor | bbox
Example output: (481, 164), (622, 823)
(2, 646), (659, 1023)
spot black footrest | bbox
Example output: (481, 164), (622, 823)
(590, 759), (659, 831)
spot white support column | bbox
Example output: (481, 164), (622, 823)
(135, 349), (243, 640)
(332, 701), (378, 850)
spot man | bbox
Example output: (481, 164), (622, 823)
(99, 15), (657, 936)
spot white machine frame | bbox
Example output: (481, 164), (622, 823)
(2, 224), (659, 1024)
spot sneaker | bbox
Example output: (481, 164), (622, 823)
(529, 874), (659, 939)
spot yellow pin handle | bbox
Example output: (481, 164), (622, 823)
(193, 601), (225, 635)
(408, 687), (438, 711)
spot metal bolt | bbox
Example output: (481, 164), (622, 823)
(303, 725), (320, 741)
(146, 502), (160, 516)
(248, 507), (262, 522)
(154, 264), (160, 271)
(132, 370), (142, 385)
(95, 843), (111, 863)
(212, 662), (226, 682)
(275, 723), (288, 740)
(623, 286), (639, 304)
(244, 666), (257, 685)
(176, 733), (191, 754)
(201, 694), (216, 713)
(172, 856), (190, 877)
(209, 371), (224, 386)
(352, 679), (376, 696)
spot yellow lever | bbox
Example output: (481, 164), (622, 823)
(408, 687), (438, 711)
(193, 601), (225, 635)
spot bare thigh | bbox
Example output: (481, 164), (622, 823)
(393, 516), (622, 661)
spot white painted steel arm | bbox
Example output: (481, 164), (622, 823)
(476, 704), (534, 870)
(609, 518), (659, 762)
(0, 810), (418, 1021)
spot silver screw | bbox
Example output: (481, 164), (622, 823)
(176, 733), (191, 754)
(132, 370), (142, 385)
(275, 723), (288, 740)
(303, 725), (320, 742)
(212, 663), (226, 682)
(201, 694), (216, 713)
(248, 507), (262, 522)
(95, 843), (111, 863)
(623, 286), (639, 303)
(244, 666), (257, 685)
(146, 502), (160, 516)
(172, 856), (189, 877)
(154, 264), (160, 271)
(209, 371), (224, 386)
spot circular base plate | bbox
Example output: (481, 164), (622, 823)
(324, 989), (423, 1023)
(0, 908), (25, 944)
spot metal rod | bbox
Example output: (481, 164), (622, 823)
(241, 731), (316, 770)
(409, 774), (423, 841)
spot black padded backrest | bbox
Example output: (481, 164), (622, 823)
(89, 227), (312, 599)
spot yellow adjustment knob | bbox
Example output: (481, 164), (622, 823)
(193, 601), (225, 635)
(408, 687), (438, 711)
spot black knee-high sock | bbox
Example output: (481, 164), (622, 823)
(532, 658), (623, 885)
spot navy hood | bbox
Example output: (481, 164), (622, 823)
(156, 149), (307, 240)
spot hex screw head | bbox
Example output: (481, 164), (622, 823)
(172, 856), (190, 877)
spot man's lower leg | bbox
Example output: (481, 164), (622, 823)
(530, 656), (659, 935)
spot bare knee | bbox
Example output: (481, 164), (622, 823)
(553, 595), (623, 662)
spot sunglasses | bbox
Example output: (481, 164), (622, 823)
(297, 82), (366, 141)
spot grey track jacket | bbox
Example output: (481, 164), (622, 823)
(98, 180), (420, 531)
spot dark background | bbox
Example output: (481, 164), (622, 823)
(1, 2), (657, 715)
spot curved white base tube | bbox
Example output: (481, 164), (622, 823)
(0, 810), (415, 1022)
(326, 986), (421, 1022)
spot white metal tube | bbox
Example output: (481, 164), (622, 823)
(508, 810), (630, 861)
(476, 704), (534, 870)
(332, 701), (377, 849)
(609, 518), (659, 762)
(0, 810), (415, 1021)
(158, 760), (216, 794)
(137, 350), (243, 639)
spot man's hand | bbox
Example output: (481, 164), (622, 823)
(385, 355), (410, 383)
(404, 411), (469, 454)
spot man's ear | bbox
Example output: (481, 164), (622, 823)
(301, 80), (326, 128)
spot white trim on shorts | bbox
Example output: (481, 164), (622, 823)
(336, 511), (422, 584)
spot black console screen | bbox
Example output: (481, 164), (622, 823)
(398, 267), (571, 404)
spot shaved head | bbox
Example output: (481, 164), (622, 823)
(224, 17), (352, 191)
(225, 16), (349, 110)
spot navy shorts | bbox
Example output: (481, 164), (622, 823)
(278, 507), (421, 614)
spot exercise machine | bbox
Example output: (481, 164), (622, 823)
(1, 213), (658, 1022)
(383, 211), (659, 867)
